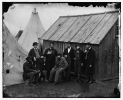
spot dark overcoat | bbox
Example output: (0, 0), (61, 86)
(28, 48), (42, 69)
(63, 47), (75, 59)
(28, 48), (42, 58)
(63, 47), (75, 80)
(85, 48), (95, 75)
(44, 47), (57, 71)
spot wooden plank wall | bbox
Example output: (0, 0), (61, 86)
(43, 40), (99, 79)
(99, 21), (119, 80)
(99, 28), (112, 79)
(112, 20), (119, 77)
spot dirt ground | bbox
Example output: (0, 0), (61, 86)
(4, 78), (119, 98)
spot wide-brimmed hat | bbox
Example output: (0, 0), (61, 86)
(33, 42), (38, 46)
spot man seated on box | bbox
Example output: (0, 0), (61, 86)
(23, 56), (40, 86)
(49, 53), (69, 85)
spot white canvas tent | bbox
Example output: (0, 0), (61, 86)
(18, 8), (45, 52)
(3, 22), (28, 86)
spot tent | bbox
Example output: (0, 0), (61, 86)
(3, 22), (28, 86)
(18, 8), (45, 52)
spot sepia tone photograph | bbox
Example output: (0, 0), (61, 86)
(2, 2), (121, 98)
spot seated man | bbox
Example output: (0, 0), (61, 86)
(49, 53), (69, 85)
(23, 57), (40, 86)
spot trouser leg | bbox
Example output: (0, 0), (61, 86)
(75, 61), (81, 79)
(78, 61), (81, 79)
(74, 60), (77, 77)
(49, 69), (56, 82)
(38, 71), (43, 82)
(66, 59), (71, 81)
(41, 71), (45, 79)
(66, 67), (70, 81)
(47, 70), (50, 80)
(77, 61), (79, 78)
(54, 69), (62, 83)
(34, 72), (40, 83)
(28, 72), (35, 83)
(47, 61), (55, 79)
(43, 70), (47, 80)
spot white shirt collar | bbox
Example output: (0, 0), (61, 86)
(34, 48), (38, 50)
(68, 47), (71, 53)
(88, 47), (91, 50)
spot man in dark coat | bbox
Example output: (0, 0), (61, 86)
(74, 45), (85, 83)
(84, 43), (95, 84)
(28, 42), (42, 70)
(44, 42), (57, 80)
(63, 41), (75, 81)
(23, 57), (40, 86)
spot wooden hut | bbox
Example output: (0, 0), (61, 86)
(40, 11), (119, 80)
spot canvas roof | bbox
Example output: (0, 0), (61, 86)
(18, 8), (45, 52)
(41, 11), (119, 44)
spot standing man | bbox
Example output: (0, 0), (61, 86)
(49, 53), (68, 85)
(63, 41), (75, 81)
(84, 43), (95, 84)
(44, 42), (57, 80)
(74, 45), (85, 83)
(28, 42), (42, 70)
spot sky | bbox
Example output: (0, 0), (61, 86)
(3, 3), (116, 35)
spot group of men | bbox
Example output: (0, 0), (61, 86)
(23, 41), (95, 86)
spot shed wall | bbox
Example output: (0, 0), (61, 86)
(99, 21), (119, 79)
